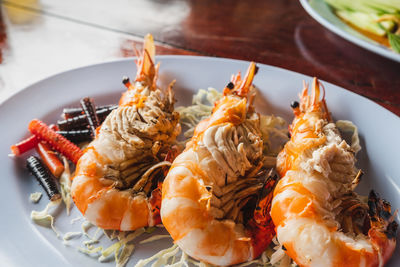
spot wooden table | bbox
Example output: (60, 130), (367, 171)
(1, 0), (399, 115)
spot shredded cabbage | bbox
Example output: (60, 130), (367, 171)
(59, 157), (72, 215)
(63, 231), (82, 241)
(99, 242), (121, 262)
(84, 239), (100, 246)
(144, 227), (156, 234)
(113, 228), (145, 266)
(336, 120), (362, 154)
(268, 237), (296, 267)
(133, 240), (297, 267)
(121, 228), (145, 243)
(139, 234), (171, 244)
(104, 229), (118, 241)
(117, 244), (135, 267)
(74, 227), (149, 267)
(70, 216), (83, 224)
(83, 227), (102, 246)
(177, 88), (222, 139)
(30, 192), (42, 203)
(78, 246), (103, 256)
(134, 244), (181, 267)
(259, 114), (289, 157)
(31, 198), (62, 237)
(81, 221), (94, 237)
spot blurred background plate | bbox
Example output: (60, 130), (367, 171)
(300, 0), (400, 63)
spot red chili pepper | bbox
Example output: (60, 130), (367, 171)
(11, 124), (59, 156)
(36, 142), (65, 178)
(10, 135), (39, 156)
(28, 119), (83, 164)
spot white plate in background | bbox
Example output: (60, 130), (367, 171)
(300, 0), (400, 63)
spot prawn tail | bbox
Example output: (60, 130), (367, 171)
(248, 219), (275, 258)
(135, 34), (156, 85)
(149, 185), (162, 226)
(247, 170), (279, 257)
(148, 145), (180, 226)
(368, 190), (398, 259)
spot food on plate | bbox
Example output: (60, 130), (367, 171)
(71, 34), (181, 231)
(11, 123), (59, 156)
(26, 156), (61, 201)
(12, 121), (79, 202)
(35, 141), (65, 178)
(271, 78), (398, 266)
(161, 62), (278, 266)
(323, 0), (400, 52)
(11, 134), (39, 156)
(56, 105), (117, 144)
(10, 45), (397, 266)
(80, 97), (101, 137)
(29, 119), (83, 164)
(57, 105), (117, 131)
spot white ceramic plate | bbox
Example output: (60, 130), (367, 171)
(300, 0), (400, 63)
(1, 56), (399, 266)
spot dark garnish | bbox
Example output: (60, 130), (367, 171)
(58, 105), (116, 131)
(62, 104), (115, 119)
(26, 156), (60, 201)
(57, 129), (92, 144)
(80, 97), (100, 138)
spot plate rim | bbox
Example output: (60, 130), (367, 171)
(1, 55), (398, 121)
(299, 0), (400, 63)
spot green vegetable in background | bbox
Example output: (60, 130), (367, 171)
(325, 0), (400, 15)
(324, 0), (400, 53)
(335, 10), (393, 36)
(388, 32), (400, 52)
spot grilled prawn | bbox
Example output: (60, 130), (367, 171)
(71, 34), (180, 231)
(271, 79), (398, 267)
(161, 62), (278, 266)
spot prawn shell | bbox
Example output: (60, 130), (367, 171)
(71, 147), (150, 230)
(162, 151), (211, 240)
(161, 145), (256, 265)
